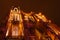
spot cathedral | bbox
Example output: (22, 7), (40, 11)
(5, 7), (60, 40)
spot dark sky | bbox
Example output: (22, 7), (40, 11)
(0, 0), (60, 26)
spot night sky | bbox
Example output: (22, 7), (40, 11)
(0, 0), (60, 26)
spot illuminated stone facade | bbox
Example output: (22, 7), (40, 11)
(6, 7), (60, 40)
